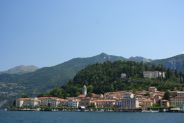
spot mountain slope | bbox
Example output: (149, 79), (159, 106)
(152, 54), (184, 73)
(0, 65), (38, 75)
(129, 56), (152, 63)
(0, 53), (184, 96)
(0, 53), (126, 94)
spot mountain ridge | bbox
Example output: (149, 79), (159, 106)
(152, 54), (184, 73)
(128, 56), (152, 63)
(0, 65), (38, 75)
(0, 53), (184, 95)
(0, 53), (126, 95)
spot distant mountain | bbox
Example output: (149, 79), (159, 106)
(127, 55), (184, 73)
(128, 56), (152, 63)
(0, 53), (126, 94)
(0, 65), (38, 75)
(0, 53), (184, 97)
(151, 54), (184, 73)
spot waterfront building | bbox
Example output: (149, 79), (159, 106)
(39, 97), (60, 107)
(67, 98), (80, 108)
(141, 98), (153, 109)
(160, 100), (170, 108)
(136, 95), (153, 109)
(79, 97), (93, 108)
(116, 93), (140, 109)
(16, 98), (29, 107)
(170, 91), (184, 107)
(104, 91), (126, 100)
(16, 97), (69, 108)
(58, 99), (68, 106)
(148, 87), (164, 104)
(16, 97), (40, 107)
(149, 92), (164, 104)
(92, 99), (116, 108)
(15, 86), (167, 110)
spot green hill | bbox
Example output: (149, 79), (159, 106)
(45, 60), (184, 98)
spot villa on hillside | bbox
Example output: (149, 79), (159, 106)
(143, 71), (165, 79)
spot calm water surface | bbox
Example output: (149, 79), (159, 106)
(0, 111), (184, 123)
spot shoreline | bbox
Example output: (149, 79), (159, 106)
(8, 108), (184, 113)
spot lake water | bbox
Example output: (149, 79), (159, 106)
(0, 111), (184, 123)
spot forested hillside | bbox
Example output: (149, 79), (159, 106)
(45, 61), (184, 98)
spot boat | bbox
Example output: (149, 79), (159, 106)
(142, 110), (159, 113)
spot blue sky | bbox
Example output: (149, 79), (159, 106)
(0, 0), (184, 70)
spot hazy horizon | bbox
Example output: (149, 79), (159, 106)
(1, 0), (184, 71)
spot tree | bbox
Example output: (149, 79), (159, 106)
(163, 91), (171, 100)
(179, 72), (184, 83)
(49, 87), (65, 98)
(21, 94), (29, 98)
(87, 85), (93, 94)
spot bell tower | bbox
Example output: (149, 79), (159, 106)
(82, 85), (87, 96)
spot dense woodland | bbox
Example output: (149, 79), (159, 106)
(41, 61), (184, 98)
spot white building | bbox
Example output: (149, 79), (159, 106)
(67, 99), (80, 108)
(91, 99), (116, 108)
(16, 98), (28, 107)
(116, 93), (139, 109)
(143, 71), (165, 79)
(58, 99), (68, 106)
(121, 73), (127, 79)
(39, 97), (60, 107)
(16, 97), (66, 108)
(16, 98), (40, 107)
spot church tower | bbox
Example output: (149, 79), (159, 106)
(82, 85), (87, 96)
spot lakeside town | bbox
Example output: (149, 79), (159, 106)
(14, 71), (184, 112)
